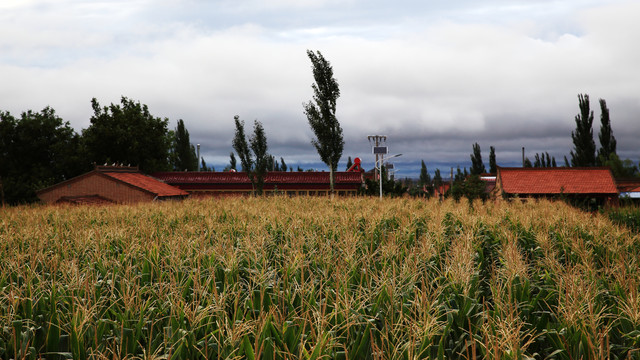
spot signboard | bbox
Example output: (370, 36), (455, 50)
(373, 146), (388, 155)
(385, 163), (394, 170)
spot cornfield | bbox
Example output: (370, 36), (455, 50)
(1, 197), (639, 359)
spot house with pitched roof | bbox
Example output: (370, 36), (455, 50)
(492, 167), (618, 206)
(151, 171), (364, 197)
(37, 165), (188, 204)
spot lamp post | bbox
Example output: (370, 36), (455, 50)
(376, 153), (402, 199)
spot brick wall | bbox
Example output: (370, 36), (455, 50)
(38, 173), (155, 204)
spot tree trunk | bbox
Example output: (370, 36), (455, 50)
(329, 163), (335, 199)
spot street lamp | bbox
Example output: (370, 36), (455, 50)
(376, 153), (402, 199)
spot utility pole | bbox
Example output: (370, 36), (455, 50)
(197, 144), (201, 171)
(368, 135), (387, 199)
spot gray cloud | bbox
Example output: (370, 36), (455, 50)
(1, 0), (639, 178)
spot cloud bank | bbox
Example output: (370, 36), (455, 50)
(1, 0), (638, 176)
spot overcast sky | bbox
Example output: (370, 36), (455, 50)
(2, 0), (639, 177)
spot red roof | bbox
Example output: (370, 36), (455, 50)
(37, 166), (189, 200)
(616, 178), (640, 193)
(152, 171), (363, 185)
(104, 172), (188, 197)
(498, 167), (618, 195)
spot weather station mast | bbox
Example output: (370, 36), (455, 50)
(368, 135), (402, 199)
(368, 135), (386, 176)
(368, 135), (388, 199)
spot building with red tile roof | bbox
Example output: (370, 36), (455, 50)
(616, 178), (640, 200)
(151, 171), (364, 197)
(493, 167), (618, 205)
(37, 165), (188, 204)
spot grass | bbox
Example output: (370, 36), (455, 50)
(1, 197), (639, 359)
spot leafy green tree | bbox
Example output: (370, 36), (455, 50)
(570, 94), (596, 167)
(524, 157), (533, 168)
(361, 166), (407, 197)
(433, 169), (443, 189)
(419, 160), (431, 186)
(280, 157), (287, 172)
(533, 152), (557, 168)
(470, 143), (486, 175)
(233, 115), (252, 173)
(1, 108), (86, 204)
(417, 160), (433, 197)
(602, 153), (639, 178)
(489, 146), (497, 173)
(229, 152), (237, 171)
(597, 98), (617, 165)
(303, 50), (344, 195)
(200, 158), (214, 172)
(268, 155), (277, 171)
(172, 119), (198, 171)
(232, 115), (269, 194)
(250, 121), (268, 194)
(454, 166), (464, 182)
(345, 156), (353, 171)
(83, 97), (171, 172)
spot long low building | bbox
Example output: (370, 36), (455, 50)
(37, 165), (189, 204)
(151, 171), (364, 197)
(492, 166), (618, 206)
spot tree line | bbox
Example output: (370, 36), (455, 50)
(411, 93), (639, 201)
(0, 97), (207, 205)
(0, 49), (345, 205)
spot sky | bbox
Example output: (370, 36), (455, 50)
(1, 0), (639, 177)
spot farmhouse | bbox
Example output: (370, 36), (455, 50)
(151, 171), (364, 197)
(493, 166), (618, 205)
(37, 165), (188, 204)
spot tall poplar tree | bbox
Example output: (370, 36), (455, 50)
(172, 119), (198, 171)
(419, 160), (430, 186)
(597, 98), (617, 165)
(470, 143), (486, 175)
(250, 121), (268, 194)
(232, 115), (252, 173)
(229, 152), (237, 171)
(489, 146), (497, 173)
(345, 156), (353, 171)
(570, 94), (596, 167)
(303, 50), (344, 195)
(232, 115), (268, 194)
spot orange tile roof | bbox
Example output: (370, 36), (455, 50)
(104, 172), (189, 197)
(498, 167), (618, 195)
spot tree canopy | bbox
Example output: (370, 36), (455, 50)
(0, 108), (86, 204)
(83, 97), (171, 172)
